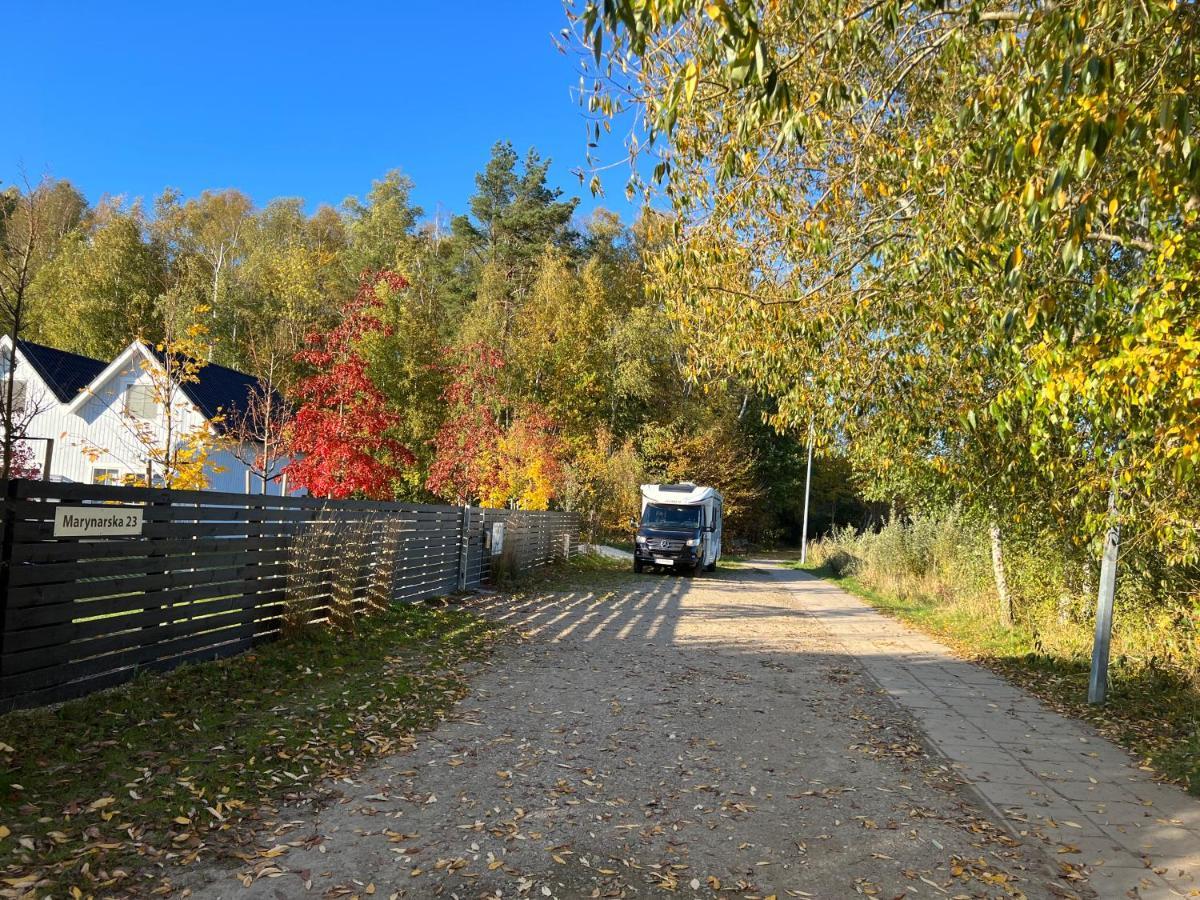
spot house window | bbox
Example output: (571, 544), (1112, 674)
(10, 379), (26, 413)
(92, 468), (121, 485)
(124, 384), (158, 420)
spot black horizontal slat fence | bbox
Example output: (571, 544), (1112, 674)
(0, 480), (579, 710)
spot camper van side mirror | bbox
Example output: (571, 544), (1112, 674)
(704, 525), (715, 533)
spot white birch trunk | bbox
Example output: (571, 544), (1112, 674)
(989, 522), (1014, 627)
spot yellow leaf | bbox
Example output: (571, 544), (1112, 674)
(684, 60), (699, 103)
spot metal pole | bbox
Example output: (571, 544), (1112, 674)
(457, 504), (471, 591)
(1088, 488), (1120, 705)
(800, 421), (814, 564)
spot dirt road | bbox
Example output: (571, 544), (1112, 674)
(183, 564), (1151, 899)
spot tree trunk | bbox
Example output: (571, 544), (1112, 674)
(989, 522), (1013, 627)
(2, 323), (19, 480)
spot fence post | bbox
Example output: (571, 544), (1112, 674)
(0, 480), (17, 694)
(1088, 487), (1121, 705)
(457, 504), (470, 591)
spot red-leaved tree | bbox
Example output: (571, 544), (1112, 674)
(10, 440), (40, 480)
(426, 343), (505, 504)
(284, 272), (414, 499)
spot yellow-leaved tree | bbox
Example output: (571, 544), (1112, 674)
(478, 411), (564, 510)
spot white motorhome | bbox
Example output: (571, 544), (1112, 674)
(633, 483), (723, 575)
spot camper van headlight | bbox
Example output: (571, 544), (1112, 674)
(635, 535), (647, 544)
(685, 537), (700, 547)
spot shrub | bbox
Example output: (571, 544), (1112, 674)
(488, 543), (520, 587)
(812, 509), (1200, 687)
(808, 531), (859, 576)
(367, 515), (407, 614)
(283, 511), (338, 638)
(284, 511), (378, 636)
(329, 519), (368, 633)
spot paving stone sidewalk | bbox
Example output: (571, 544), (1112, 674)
(762, 563), (1200, 899)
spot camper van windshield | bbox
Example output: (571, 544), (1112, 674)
(642, 504), (702, 529)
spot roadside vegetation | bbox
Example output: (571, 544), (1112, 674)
(0, 149), (856, 543)
(802, 518), (1199, 795)
(0, 602), (497, 897)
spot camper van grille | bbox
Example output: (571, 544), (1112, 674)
(647, 538), (683, 551)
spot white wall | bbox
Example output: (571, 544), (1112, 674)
(2, 340), (292, 494)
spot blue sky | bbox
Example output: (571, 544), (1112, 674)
(4, 2), (642, 225)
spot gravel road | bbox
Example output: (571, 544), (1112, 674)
(184, 565), (1082, 900)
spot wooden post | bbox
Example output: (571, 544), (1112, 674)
(41, 438), (54, 481)
(1088, 488), (1120, 705)
(0, 480), (18, 686)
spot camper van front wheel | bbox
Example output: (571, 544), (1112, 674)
(633, 558), (643, 574)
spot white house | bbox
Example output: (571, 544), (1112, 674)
(0, 336), (290, 493)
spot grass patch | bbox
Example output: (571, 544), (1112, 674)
(799, 561), (1200, 796)
(0, 602), (498, 896)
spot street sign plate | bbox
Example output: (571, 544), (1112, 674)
(53, 506), (144, 538)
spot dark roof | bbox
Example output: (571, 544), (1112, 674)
(18, 339), (279, 435)
(16, 340), (108, 403)
(183, 360), (266, 426)
(144, 346), (278, 432)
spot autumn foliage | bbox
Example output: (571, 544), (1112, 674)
(425, 344), (505, 504)
(9, 440), (40, 480)
(481, 409), (564, 510)
(285, 272), (414, 499)
(426, 344), (564, 509)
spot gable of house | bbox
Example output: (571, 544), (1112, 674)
(58, 341), (280, 435)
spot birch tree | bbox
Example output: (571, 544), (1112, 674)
(575, 0), (1200, 562)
